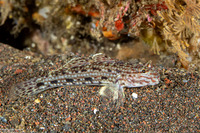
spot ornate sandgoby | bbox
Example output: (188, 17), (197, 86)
(10, 53), (160, 102)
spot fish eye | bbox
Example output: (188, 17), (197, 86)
(142, 69), (146, 73)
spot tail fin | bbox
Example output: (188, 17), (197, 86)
(9, 77), (47, 100)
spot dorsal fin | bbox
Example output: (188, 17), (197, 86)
(48, 53), (116, 75)
(89, 53), (116, 63)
